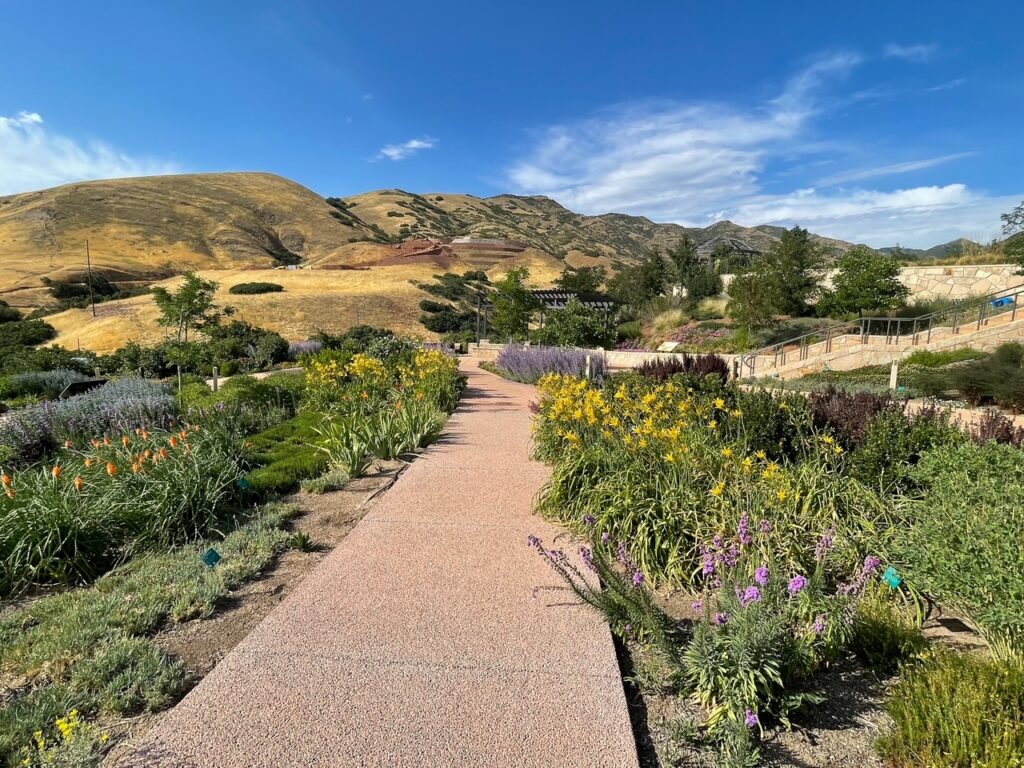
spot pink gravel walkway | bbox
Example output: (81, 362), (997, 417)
(117, 361), (639, 768)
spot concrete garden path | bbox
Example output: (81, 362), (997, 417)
(119, 361), (639, 768)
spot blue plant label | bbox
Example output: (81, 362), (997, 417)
(237, 477), (250, 491)
(201, 548), (222, 568)
(882, 565), (902, 589)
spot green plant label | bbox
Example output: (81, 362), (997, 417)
(201, 548), (222, 568)
(237, 477), (250, 491)
(882, 565), (902, 589)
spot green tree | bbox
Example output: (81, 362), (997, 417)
(531, 298), (614, 348)
(489, 267), (540, 341)
(607, 250), (668, 306)
(819, 246), (910, 317)
(151, 272), (230, 342)
(762, 226), (824, 315)
(1001, 200), (1024, 274)
(554, 265), (607, 293)
(665, 235), (722, 303)
(726, 271), (777, 330)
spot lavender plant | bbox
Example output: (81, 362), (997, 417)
(0, 379), (176, 464)
(494, 344), (606, 384)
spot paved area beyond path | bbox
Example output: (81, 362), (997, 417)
(118, 361), (639, 768)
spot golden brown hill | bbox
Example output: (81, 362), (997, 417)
(0, 172), (378, 309)
(0, 172), (864, 352)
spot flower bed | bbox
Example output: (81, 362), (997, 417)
(493, 344), (605, 384)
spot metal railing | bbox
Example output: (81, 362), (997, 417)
(740, 282), (1024, 376)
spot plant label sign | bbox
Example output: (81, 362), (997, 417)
(201, 548), (222, 568)
(882, 565), (902, 589)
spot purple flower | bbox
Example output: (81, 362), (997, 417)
(759, 518), (772, 534)
(623, 623), (634, 637)
(526, 534), (541, 547)
(788, 575), (808, 595)
(738, 514), (752, 545)
(754, 566), (770, 586)
(616, 542), (637, 571)
(702, 554), (716, 576)
(632, 571), (645, 587)
(815, 528), (835, 562)
(600, 532), (610, 543)
(813, 613), (828, 634)
(714, 612), (730, 625)
(583, 514), (596, 526)
(744, 709), (759, 728)
(579, 546), (595, 573)
(862, 555), (883, 575)
(740, 586), (761, 606)
(691, 600), (703, 613)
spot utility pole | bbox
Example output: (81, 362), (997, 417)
(85, 240), (97, 317)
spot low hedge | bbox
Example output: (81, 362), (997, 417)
(228, 282), (284, 295)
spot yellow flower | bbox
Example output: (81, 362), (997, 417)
(834, 445), (845, 455)
(664, 453), (676, 463)
(708, 419), (718, 430)
(714, 397), (726, 409)
(755, 450), (767, 460)
(710, 482), (726, 498)
(777, 488), (788, 502)
(742, 457), (754, 472)
(730, 409), (743, 418)
(822, 435), (835, 445)
(721, 447), (734, 458)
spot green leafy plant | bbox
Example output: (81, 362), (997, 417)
(877, 649), (1024, 767)
(897, 441), (1024, 654)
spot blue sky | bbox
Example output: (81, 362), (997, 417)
(1, 0), (1021, 248)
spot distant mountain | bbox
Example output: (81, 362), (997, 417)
(341, 189), (859, 266)
(878, 238), (981, 260)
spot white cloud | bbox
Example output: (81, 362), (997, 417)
(507, 54), (1019, 248)
(508, 53), (859, 222)
(924, 78), (966, 93)
(884, 43), (938, 63)
(732, 187), (1019, 247)
(375, 136), (436, 162)
(816, 152), (974, 186)
(0, 111), (180, 195)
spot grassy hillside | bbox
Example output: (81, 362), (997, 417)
(45, 253), (565, 353)
(343, 190), (857, 264)
(0, 172), (382, 309)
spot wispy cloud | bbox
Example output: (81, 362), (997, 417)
(0, 111), (179, 195)
(508, 53), (861, 220)
(816, 152), (974, 186)
(507, 53), (1017, 247)
(374, 136), (436, 161)
(884, 43), (938, 63)
(924, 78), (967, 93)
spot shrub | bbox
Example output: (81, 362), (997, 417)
(898, 441), (1024, 651)
(877, 650), (1024, 767)
(731, 389), (813, 462)
(287, 339), (323, 359)
(971, 408), (1024, 447)
(807, 386), (898, 449)
(228, 282), (284, 295)
(0, 370), (92, 401)
(0, 319), (57, 352)
(636, 353), (730, 384)
(494, 345), (606, 384)
(901, 347), (986, 367)
(849, 406), (964, 492)
(0, 379), (178, 464)
(849, 583), (926, 672)
(299, 466), (351, 494)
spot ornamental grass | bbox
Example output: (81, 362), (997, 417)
(0, 422), (244, 594)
